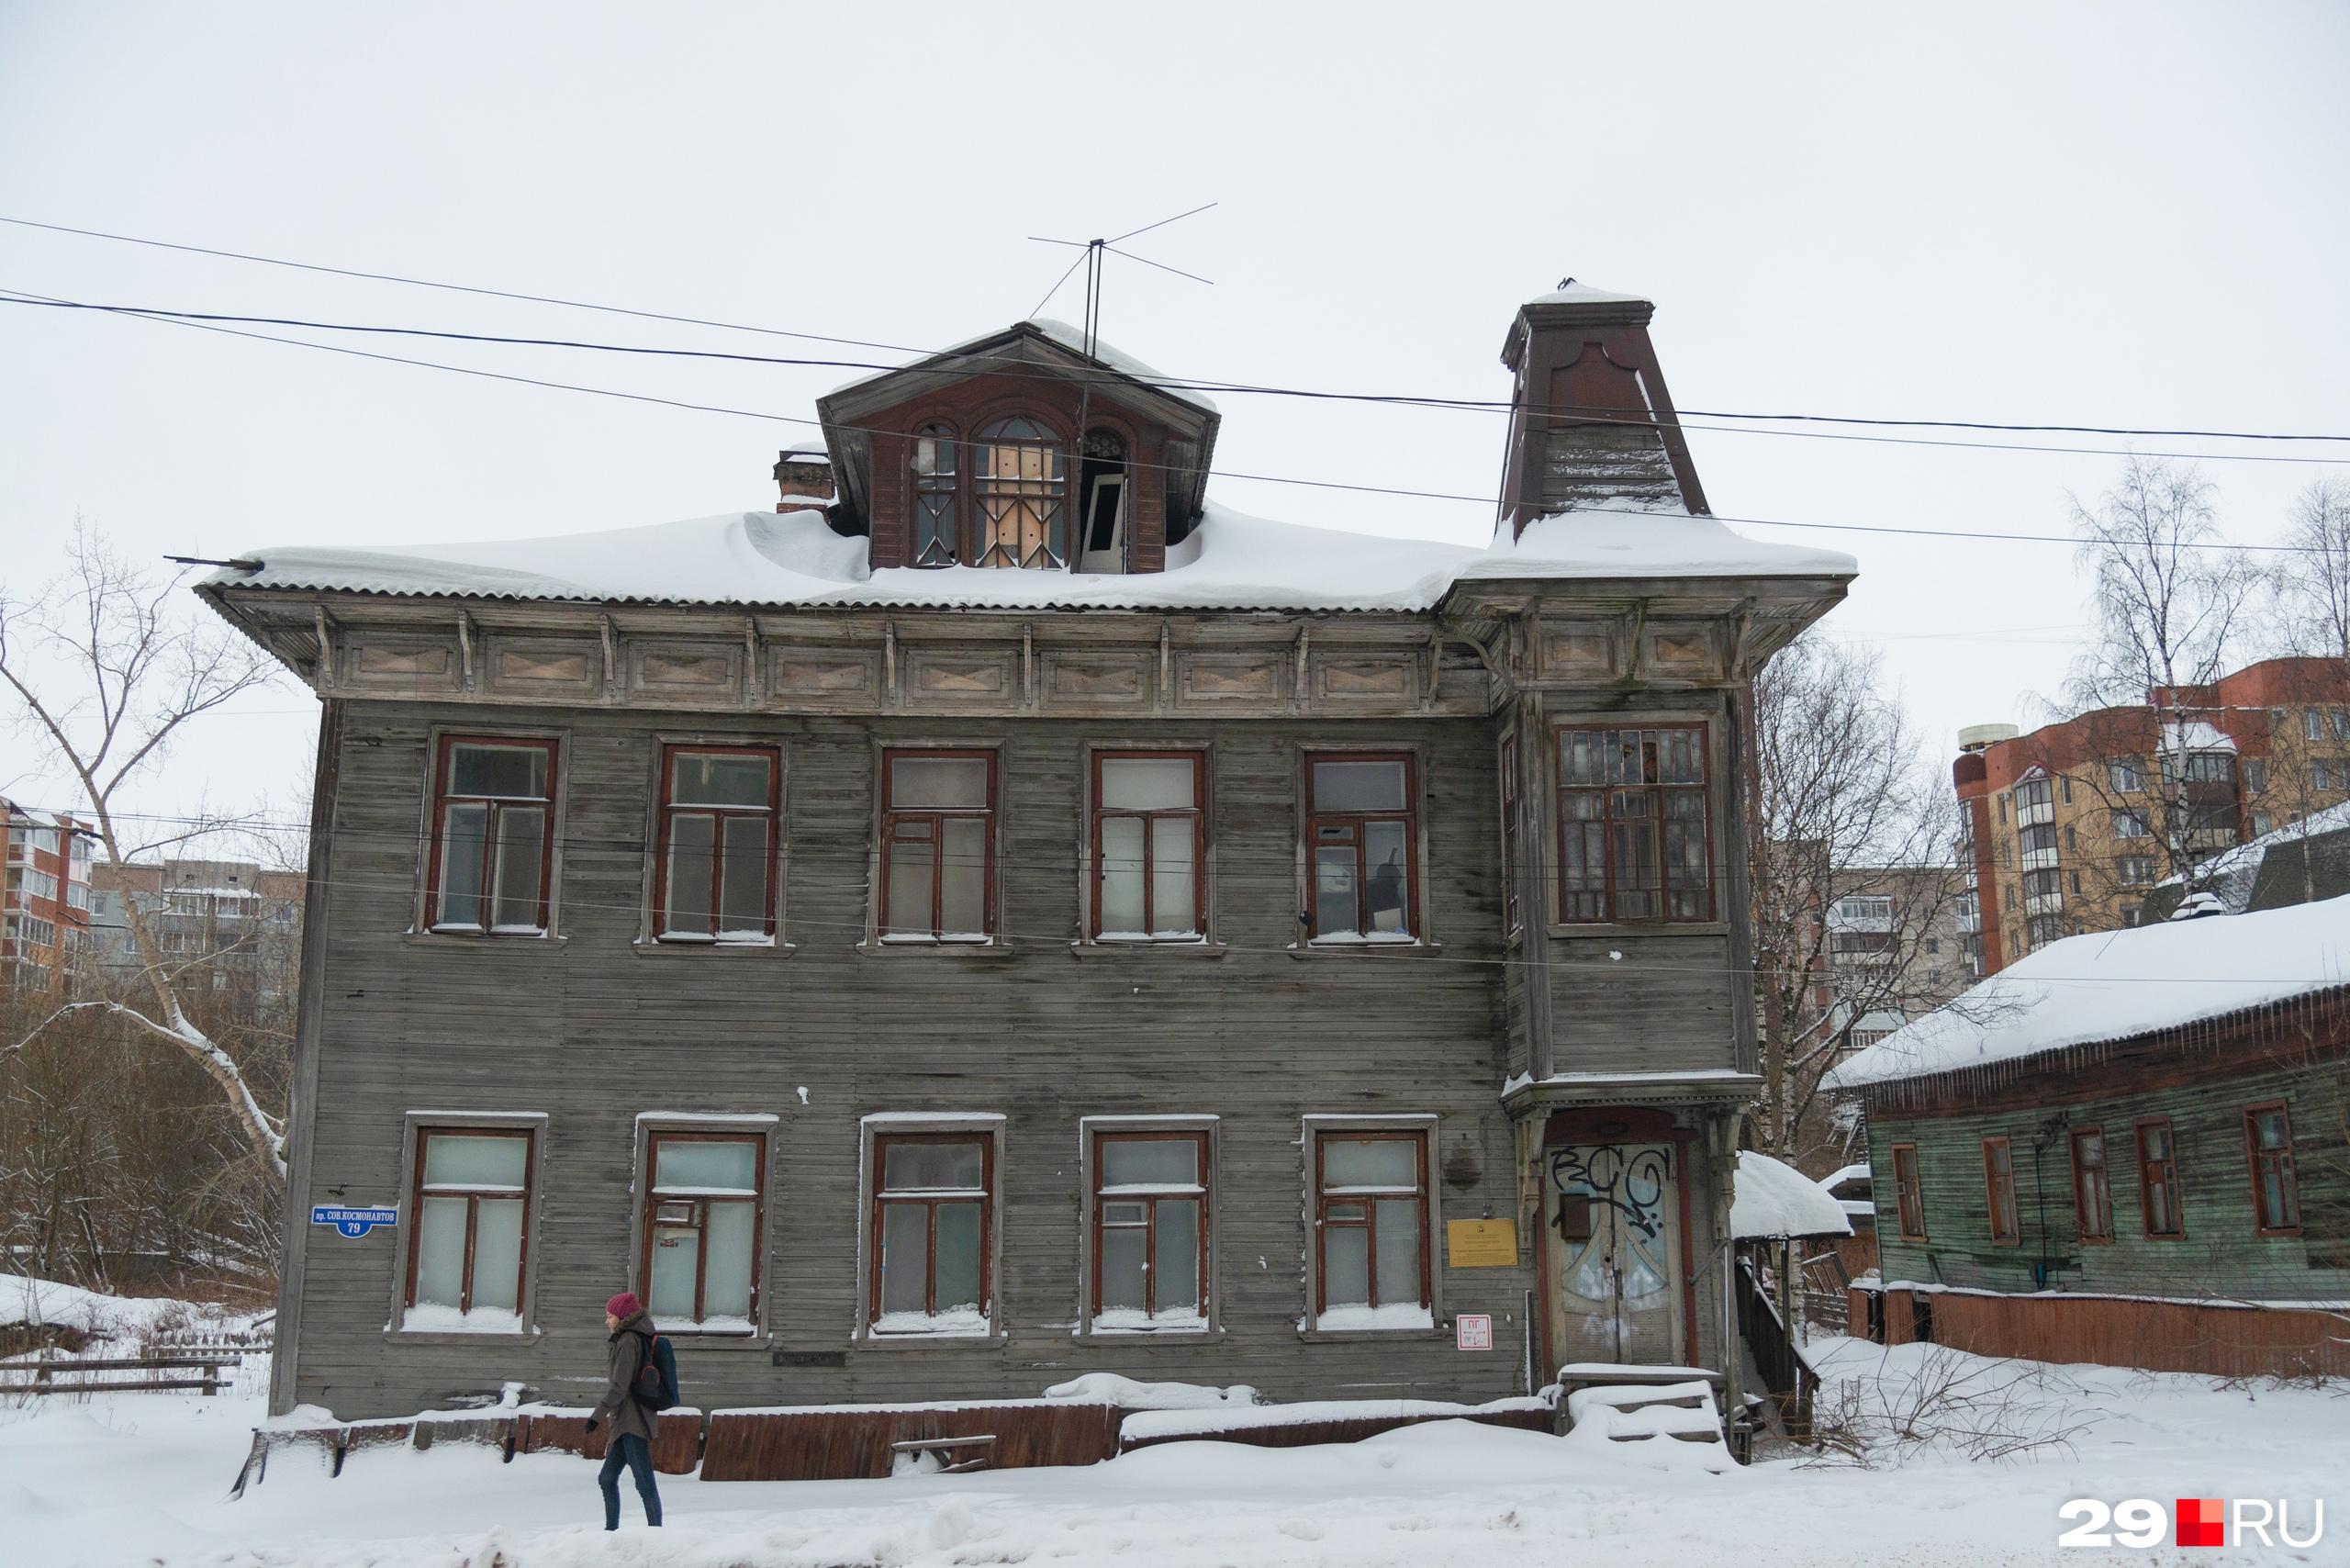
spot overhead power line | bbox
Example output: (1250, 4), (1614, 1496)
(9, 283), (2339, 556)
(6, 212), (2348, 446)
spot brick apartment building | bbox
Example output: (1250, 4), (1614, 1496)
(1954, 655), (2350, 974)
(90, 857), (305, 1005)
(1, 797), (94, 994)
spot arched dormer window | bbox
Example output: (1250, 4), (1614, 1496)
(973, 417), (1067, 569)
(911, 423), (959, 566)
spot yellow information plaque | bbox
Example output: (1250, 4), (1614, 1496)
(1445, 1217), (1519, 1268)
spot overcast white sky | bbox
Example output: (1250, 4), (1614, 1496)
(4, 2), (2346, 845)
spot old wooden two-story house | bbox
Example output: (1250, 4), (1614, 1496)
(200, 284), (1853, 1424)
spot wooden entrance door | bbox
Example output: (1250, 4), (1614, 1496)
(1545, 1140), (1684, 1366)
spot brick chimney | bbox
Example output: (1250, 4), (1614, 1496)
(1497, 280), (1708, 539)
(773, 445), (836, 516)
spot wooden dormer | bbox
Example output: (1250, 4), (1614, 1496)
(814, 321), (1221, 575)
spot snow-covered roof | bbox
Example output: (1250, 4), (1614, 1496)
(1822, 894), (2350, 1092)
(2159, 799), (2350, 903)
(826, 318), (1220, 415)
(1730, 1151), (1853, 1240)
(1527, 278), (1651, 308)
(207, 497), (1853, 614)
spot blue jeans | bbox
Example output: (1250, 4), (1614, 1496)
(598, 1433), (662, 1529)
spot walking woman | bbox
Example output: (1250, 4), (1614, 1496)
(586, 1292), (663, 1529)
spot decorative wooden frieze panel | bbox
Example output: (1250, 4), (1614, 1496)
(902, 648), (1015, 708)
(487, 640), (600, 699)
(1538, 622), (1621, 682)
(1312, 655), (1418, 706)
(1041, 651), (1151, 707)
(341, 637), (462, 694)
(1174, 653), (1283, 705)
(1641, 624), (1721, 682)
(629, 642), (742, 705)
(767, 647), (880, 708)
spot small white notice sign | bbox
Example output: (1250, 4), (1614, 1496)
(1455, 1313), (1494, 1351)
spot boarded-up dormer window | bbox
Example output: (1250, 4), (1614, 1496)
(974, 417), (1066, 569)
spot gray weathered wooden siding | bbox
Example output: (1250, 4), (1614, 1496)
(291, 702), (1561, 1418)
(1867, 1062), (2349, 1303)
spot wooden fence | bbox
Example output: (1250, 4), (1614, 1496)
(1850, 1282), (2350, 1379)
(2, 1354), (241, 1397)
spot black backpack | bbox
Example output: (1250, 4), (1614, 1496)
(628, 1329), (680, 1412)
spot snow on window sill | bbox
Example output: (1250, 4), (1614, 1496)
(1288, 937), (1441, 958)
(392, 1305), (535, 1338)
(1083, 1308), (1213, 1338)
(1301, 1303), (1439, 1338)
(864, 1307), (998, 1344)
(632, 936), (794, 958)
(405, 930), (567, 950)
(856, 937), (1013, 959)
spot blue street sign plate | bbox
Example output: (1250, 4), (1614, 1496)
(312, 1204), (398, 1238)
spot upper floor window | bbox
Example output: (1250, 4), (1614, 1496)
(879, 749), (995, 943)
(427, 736), (558, 935)
(1496, 733), (1522, 938)
(2112, 808), (2152, 840)
(655, 745), (778, 944)
(2244, 758), (2266, 793)
(1091, 751), (1204, 941)
(1558, 725), (1712, 924)
(973, 417), (1067, 569)
(910, 423), (959, 566)
(1304, 753), (1419, 944)
(2108, 759), (2144, 793)
(2244, 1103), (2300, 1234)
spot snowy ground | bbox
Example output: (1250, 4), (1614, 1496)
(5, 1338), (2346, 1567)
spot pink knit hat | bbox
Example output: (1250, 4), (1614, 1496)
(606, 1292), (642, 1318)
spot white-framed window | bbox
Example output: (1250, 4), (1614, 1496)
(1302, 1115), (1439, 1334)
(857, 1113), (1006, 1339)
(1080, 1116), (1216, 1334)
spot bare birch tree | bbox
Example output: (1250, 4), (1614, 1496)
(0, 525), (286, 1181)
(2271, 476), (2350, 669)
(1749, 634), (1960, 1170)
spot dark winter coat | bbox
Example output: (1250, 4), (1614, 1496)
(588, 1309), (660, 1445)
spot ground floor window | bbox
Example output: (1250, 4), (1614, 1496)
(1982, 1137), (2019, 1244)
(2244, 1103), (2300, 1234)
(2136, 1119), (2183, 1238)
(1310, 1125), (1432, 1330)
(642, 1131), (764, 1332)
(1090, 1126), (1210, 1331)
(405, 1126), (533, 1332)
(1890, 1143), (1926, 1240)
(869, 1130), (995, 1335)
(2072, 1127), (2113, 1241)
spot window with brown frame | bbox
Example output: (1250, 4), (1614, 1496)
(1982, 1137), (2019, 1244)
(1557, 725), (1713, 924)
(403, 1126), (532, 1330)
(2244, 1103), (2300, 1234)
(425, 736), (558, 934)
(910, 422), (960, 566)
(972, 416), (1067, 568)
(2135, 1119), (2183, 1238)
(1091, 1129), (1209, 1330)
(869, 1132), (993, 1332)
(2072, 1127), (2113, 1241)
(1304, 753), (1419, 943)
(655, 745), (779, 943)
(641, 1131), (764, 1332)
(1312, 1128), (1431, 1327)
(1890, 1142), (1926, 1240)
(1091, 751), (1205, 940)
(1497, 732), (1522, 938)
(878, 750), (996, 943)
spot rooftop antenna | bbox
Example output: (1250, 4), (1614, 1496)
(1026, 202), (1216, 357)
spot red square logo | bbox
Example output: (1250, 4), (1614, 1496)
(2177, 1498), (2225, 1548)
